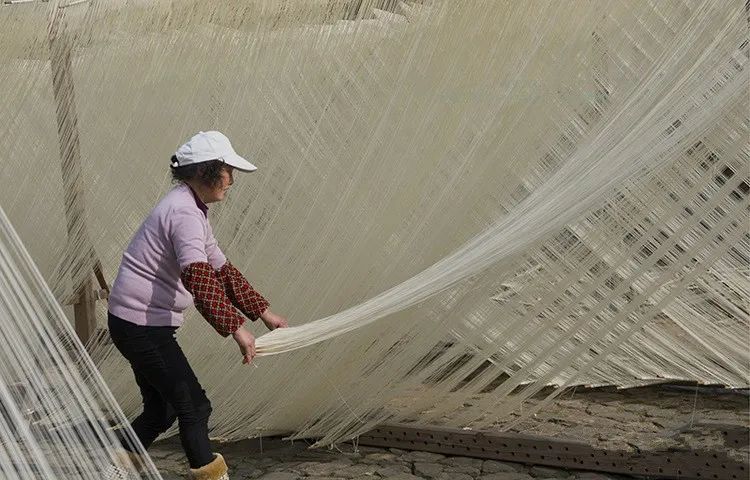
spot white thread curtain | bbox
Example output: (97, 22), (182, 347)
(0, 0), (747, 447)
(0, 207), (162, 479)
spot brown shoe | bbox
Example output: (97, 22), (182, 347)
(187, 453), (229, 480)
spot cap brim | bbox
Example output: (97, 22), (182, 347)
(222, 153), (257, 172)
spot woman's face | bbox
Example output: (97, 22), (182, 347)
(204, 165), (234, 203)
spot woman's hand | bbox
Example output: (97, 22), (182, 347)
(259, 309), (288, 331)
(231, 326), (256, 364)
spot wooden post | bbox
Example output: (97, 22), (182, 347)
(48, 5), (98, 345)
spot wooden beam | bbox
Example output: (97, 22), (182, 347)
(358, 423), (748, 479)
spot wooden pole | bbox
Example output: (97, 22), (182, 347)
(48, 5), (98, 345)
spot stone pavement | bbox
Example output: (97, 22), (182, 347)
(488, 385), (749, 453)
(149, 437), (628, 480)
(146, 385), (747, 479)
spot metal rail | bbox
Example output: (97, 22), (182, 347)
(358, 424), (748, 479)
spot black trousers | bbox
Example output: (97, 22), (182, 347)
(108, 312), (214, 469)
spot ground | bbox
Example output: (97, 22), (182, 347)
(148, 385), (749, 479)
(150, 439), (602, 480)
(493, 384), (748, 459)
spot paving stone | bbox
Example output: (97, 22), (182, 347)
(381, 474), (424, 480)
(389, 448), (408, 455)
(603, 411), (641, 423)
(268, 461), (303, 472)
(440, 456), (484, 469)
(529, 465), (568, 478)
(479, 473), (534, 480)
(294, 451), (335, 460)
(403, 451), (446, 462)
(433, 473), (473, 480)
(232, 457), (263, 466)
(148, 450), (174, 459)
(362, 452), (400, 463)
(155, 459), (184, 470)
(642, 407), (675, 419)
(482, 460), (525, 474)
(257, 473), (301, 480)
(443, 464), (481, 476)
(376, 464), (412, 476)
(155, 462), (182, 473)
(301, 461), (353, 476)
(337, 463), (379, 478)
(232, 466), (264, 478)
(414, 462), (444, 478)
(159, 474), (183, 480)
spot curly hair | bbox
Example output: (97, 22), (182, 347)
(170, 156), (226, 188)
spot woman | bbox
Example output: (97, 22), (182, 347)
(107, 131), (287, 480)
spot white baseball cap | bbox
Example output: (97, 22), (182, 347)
(173, 131), (257, 172)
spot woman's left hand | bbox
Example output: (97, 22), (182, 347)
(260, 309), (288, 331)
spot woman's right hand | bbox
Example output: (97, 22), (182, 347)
(231, 326), (256, 364)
